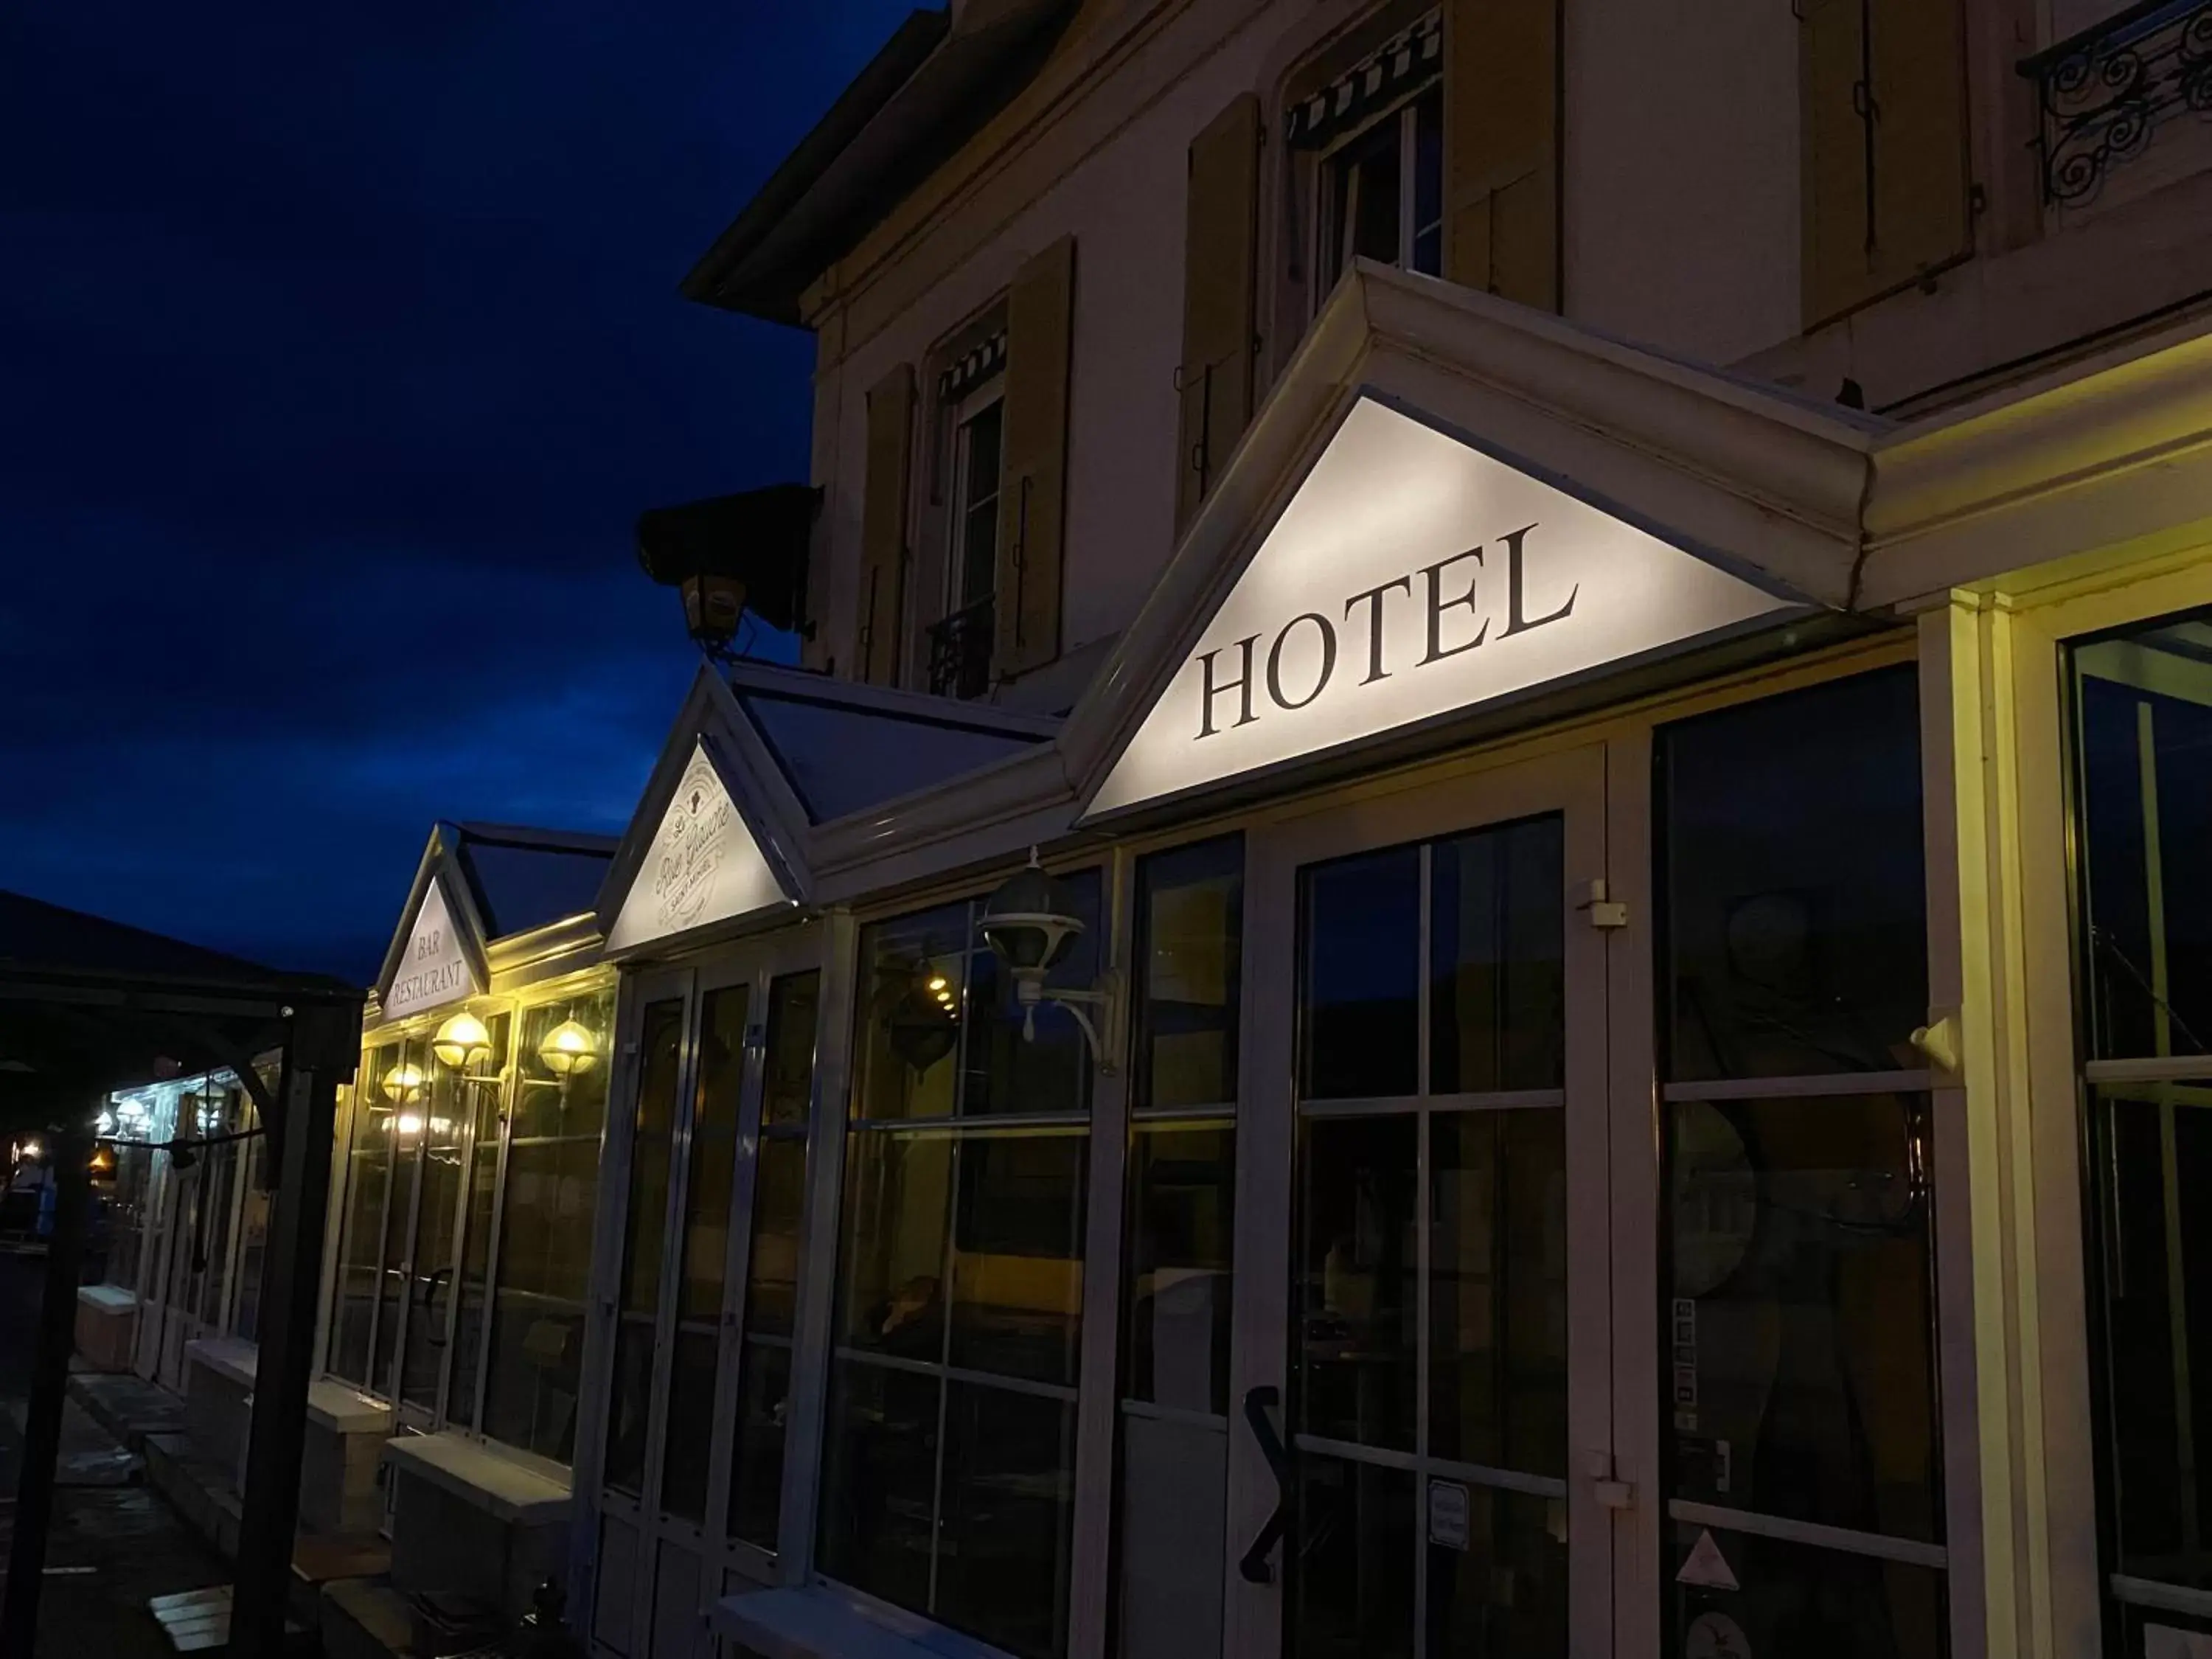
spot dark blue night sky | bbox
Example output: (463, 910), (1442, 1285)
(1, 4), (916, 981)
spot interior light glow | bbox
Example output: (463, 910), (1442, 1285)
(394, 1112), (425, 1137)
(380, 1063), (427, 1105)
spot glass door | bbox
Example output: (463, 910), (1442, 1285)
(1228, 745), (1616, 1659)
(591, 935), (824, 1659)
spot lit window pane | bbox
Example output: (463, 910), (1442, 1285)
(834, 1131), (950, 1363)
(948, 1130), (1087, 1387)
(854, 902), (971, 1122)
(1133, 838), (1242, 1112)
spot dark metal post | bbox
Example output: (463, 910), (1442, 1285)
(1, 1108), (94, 1652)
(230, 1006), (355, 1658)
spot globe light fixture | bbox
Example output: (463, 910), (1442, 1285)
(432, 1009), (493, 1072)
(978, 849), (1121, 1068)
(381, 1062), (427, 1106)
(538, 1018), (601, 1078)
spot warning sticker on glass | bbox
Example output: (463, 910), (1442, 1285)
(1427, 1479), (1469, 1551)
(1675, 1528), (1739, 1591)
(1684, 1610), (1752, 1658)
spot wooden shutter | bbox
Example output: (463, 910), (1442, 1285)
(1176, 93), (1261, 533)
(1442, 0), (1559, 311)
(995, 236), (1075, 678)
(1802, 0), (1970, 327)
(855, 363), (914, 687)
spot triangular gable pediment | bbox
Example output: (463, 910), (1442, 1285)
(1071, 265), (1877, 824)
(1086, 397), (1803, 817)
(597, 667), (810, 957)
(375, 834), (490, 1019)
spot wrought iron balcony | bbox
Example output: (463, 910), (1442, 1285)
(2020, 0), (2212, 204)
(927, 595), (995, 700)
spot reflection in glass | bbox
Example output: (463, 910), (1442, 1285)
(448, 1012), (510, 1427)
(818, 1361), (938, 1618)
(332, 1055), (394, 1386)
(400, 1061), (467, 1412)
(1430, 816), (1565, 1094)
(374, 1042), (427, 1393)
(482, 990), (611, 1464)
(2090, 1081), (2212, 1589)
(853, 902), (970, 1122)
(1301, 848), (1420, 1099)
(1669, 1520), (1946, 1659)
(744, 1136), (807, 1340)
(2075, 628), (2212, 1060)
(936, 1382), (1077, 1659)
(1290, 1456), (1414, 1659)
(657, 1330), (717, 1523)
(728, 1339), (793, 1549)
(1123, 1124), (1234, 1412)
(835, 1131), (950, 1364)
(728, 1129), (808, 1548)
(1133, 838), (1243, 1111)
(1661, 668), (1926, 1081)
(963, 872), (1100, 1119)
(1666, 1093), (1941, 1545)
(1430, 1110), (1566, 1475)
(949, 1131), (1088, 1386)
(1424, 1484), (1566, 1657)
(763, 971), (820, 1124)
(1295, 1115), (1416, 1452)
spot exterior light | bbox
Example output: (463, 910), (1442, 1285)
(432, 1010), (493, 1072)
(978, 849), (1121, 1070)
(20, 1138), (42, 1161)
(538, 1018), (602, 1078)
(381, 1062), (427, 1105)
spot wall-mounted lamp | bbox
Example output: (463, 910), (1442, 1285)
(980, 850), (1122, 1073)
(431, 1010), (493, 1073)
(538, 1018), (602, 1078)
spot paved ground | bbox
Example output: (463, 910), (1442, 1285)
(0, 1248), (231, 1658)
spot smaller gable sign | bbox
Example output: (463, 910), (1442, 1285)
(607, 743), (789, 953)
(1085, 397), (1805, 819)
(383, 878), (476, 1019)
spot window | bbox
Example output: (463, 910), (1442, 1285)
(1116, 837), (1242, 1659)
(929, 382), (1006, 700)
(2070, 612), (2212, 1650)
(1657, 668), (1945, 1658)
(819, 872), (1102, 1659)
(1317, 86), (1443, 295)
(326, 987), (612, 1468)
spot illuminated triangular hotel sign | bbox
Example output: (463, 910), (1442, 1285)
(1085, 397), (1804, 818)
(606, 742), (790, 953)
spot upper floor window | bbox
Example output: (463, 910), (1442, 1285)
(950, 390), (1004, 619)
(928, 333), (1010, 701)
(1317, 85), (1444, 292)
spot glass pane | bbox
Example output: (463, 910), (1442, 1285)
(727, 1338), (792, 1549)
(962, 871), (1102, 1119)
(1289, 1455), (1414, 1659)
(936, 1382), (1077, 1659)
(603, 1319), (654, 1495)
(679, 984), (748, 1324)
(619, 998), (684, 1313)
(1430, 1109), (1567, 1475)
(1301, 847), (1420, 1099)
(400, 1065), (467, 1411)
(2089, 1080), (2212, 1588)
(1430, 815), (1565, 1094)
(816, 1360), (939, 1618)
(1424, 1483), (1566, 1657)
(448, 1012), (509, 1430)
(762, 970), (820, 1126)
(854, 902), (971, 1122)
(1123, 1123), (1234, 1413)
(834, 1130), (950, 1363)
(949, 1131), (1088, 1387)
(2074, 624), (2212, 1060)
(1661, 668), (1927, 1081)
(1666, 1093), (1941, 1544)
(658, 1328), (718, 1524)
(1133, 837), (1243, 1113)
(484, 990), (612, 1464)
(1667, 1520), (1947, 1659)
(1411, 89), (1443, 276)
(743, 1134), (806, 1340)
(331, 1057), (394, 1386)
(1295, 1114), (1416, 1451)
(375, 1043), (428, 1393)
(1116, 1413), (1227, 1659)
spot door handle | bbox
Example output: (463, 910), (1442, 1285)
(420, 1265), (456, 1346)
(1239, 1384), (1291, 1585)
